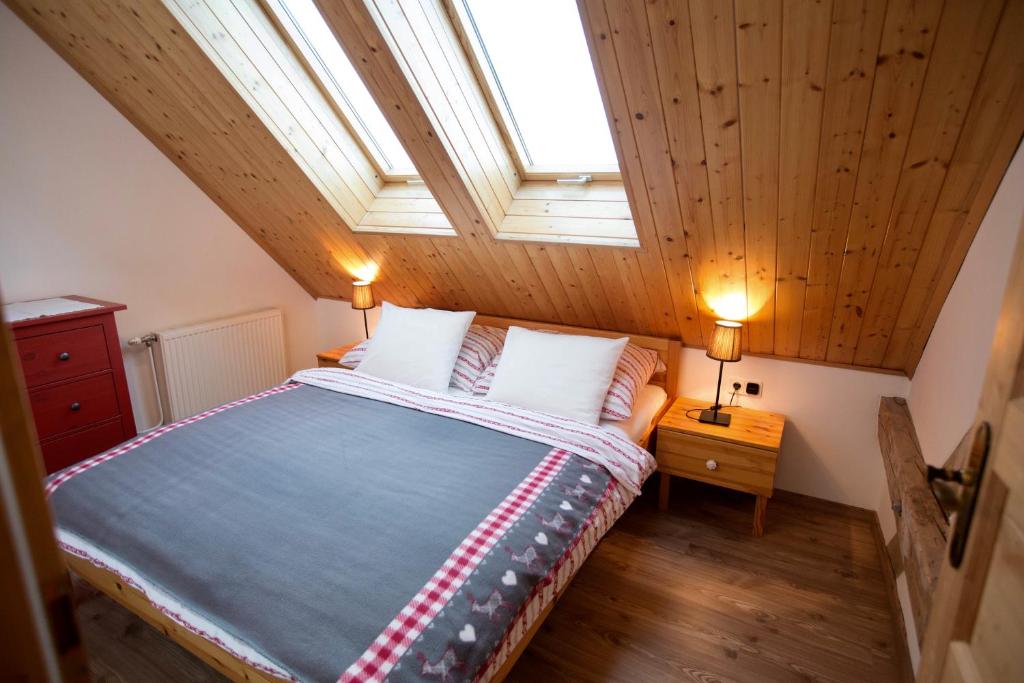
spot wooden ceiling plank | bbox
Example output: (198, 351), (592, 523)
(80, 0), (379, 298)
(799, 0), (887, 361)
(735, 0), (782, 354)
(644, 0), (720, 345)
(418, 0), (519, 199)
(391, 0), (510, 224)
(410, 237), (484, 310)
(534, 246), (602, 329)
(564, 248), (620, 331)
(391, 236), (461, 308)
(102, 0), (382, 279)
(885, 0), (1024, 373)
(576, 0), (683, 339)
(371, 0), (548, 320)
(688, 0), (749, 335)
(9, 0), (1021, 372)
(519, 245), (577, 325)
(168, 0), (372, 225)
(142, 0), (420, 306)
(774, 0), (832, 358)
(514, 181), (627, 202)
(499, 216), (636, 241)
(582, 0), (702, 345)
(613, 249), (671, 337)
(371, 235), (447, 307)
(367, 196), (444, 213)
(321, 0), (534, 318)
(500, 243), (563, 323)
(823, 0), (945, 365)
(505, 199), (632, 221)
(226, 0), (383, 204)
(586, 248), (642, 333)
(853, 0), (1008, 367)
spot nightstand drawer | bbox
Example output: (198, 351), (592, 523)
(17, 324), (112, 387)
(41, 418), (126, 474)
(29, 372), (121, 440)
(657, 430), (776, 496)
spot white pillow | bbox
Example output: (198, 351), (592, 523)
(355, 302), (475, 392)
(339, 324), (506, 391)
(485, 326), (628, 424)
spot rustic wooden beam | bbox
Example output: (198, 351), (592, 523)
(877, 396), (949, 640)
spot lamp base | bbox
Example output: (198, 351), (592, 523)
(698, 408), (732, 427)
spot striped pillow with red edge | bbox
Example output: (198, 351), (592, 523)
(340, 324), (507, 392)
(472, 342), (665, 421)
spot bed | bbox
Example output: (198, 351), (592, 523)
(47, 315), (679, 682)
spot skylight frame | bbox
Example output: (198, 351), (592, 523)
(262, 0), (420, 182)
(445, 0), (622, 182)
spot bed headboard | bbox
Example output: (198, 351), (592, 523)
(473, 315), (681, 399)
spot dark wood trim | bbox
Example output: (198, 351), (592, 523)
(877, 396), (948, 639)
(872, 511), (915, 683)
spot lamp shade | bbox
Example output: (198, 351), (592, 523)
(706, 320), (742, 362)
(351, 281), (374, 310)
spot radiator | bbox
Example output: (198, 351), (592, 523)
(158, 309), (287, 421)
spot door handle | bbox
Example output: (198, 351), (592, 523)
(927, 422), (991, 568)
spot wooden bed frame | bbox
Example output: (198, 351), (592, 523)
(67, 315), (680, 682)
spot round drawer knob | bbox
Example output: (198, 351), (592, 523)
(705, 459), (718, 471)
(69, 402), (81, 412)
(58, 351), (70, 361)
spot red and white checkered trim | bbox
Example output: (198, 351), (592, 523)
(46, 383), (300, 497)
(339, 324), (507, 392)
(476, 478), (633, 682)
(338, 448), (571, 683)
(471, 342), (665, 421)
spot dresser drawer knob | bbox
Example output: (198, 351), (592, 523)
(58, 351), (70, 361)
(69, 402), (81, 412)
(705, 459), (718, 471)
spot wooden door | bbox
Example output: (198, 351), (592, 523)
(918, 218), (1024, 681)
(0, 296), (89, 682)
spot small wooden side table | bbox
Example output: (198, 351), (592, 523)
(316, 342), (360, 369)
(655, 397), (785, 536)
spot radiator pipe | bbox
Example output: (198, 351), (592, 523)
(128, 334), (165, 433)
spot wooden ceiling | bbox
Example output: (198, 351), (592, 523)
(6, 0), (1023, 375)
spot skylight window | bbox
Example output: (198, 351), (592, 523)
(455, 0), (619, 177)
(267, 0), (417, 178)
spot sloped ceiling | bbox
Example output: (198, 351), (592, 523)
(6, 0), (1023, 376)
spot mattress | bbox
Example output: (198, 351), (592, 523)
(48, 369), (656, 682)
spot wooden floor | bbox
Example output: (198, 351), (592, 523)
(75, 480), (910, 683)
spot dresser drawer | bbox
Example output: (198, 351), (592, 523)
(29, 373), (121, 440)
(17, 324), (112, 387)
(40, 418), (126, 474)
(657, 429), (776, 496)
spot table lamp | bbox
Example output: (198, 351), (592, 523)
(351, 281), (374, 339)
(700, 320), (742, 427)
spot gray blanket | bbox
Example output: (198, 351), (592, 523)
(50, 383), (615, 682)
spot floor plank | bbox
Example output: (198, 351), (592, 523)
(73, 481), (909, 682)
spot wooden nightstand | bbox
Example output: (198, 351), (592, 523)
(315, 342), (360, 368)
(655, 397), (785, 536)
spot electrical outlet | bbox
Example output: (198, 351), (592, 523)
(727, 378), (765, 399)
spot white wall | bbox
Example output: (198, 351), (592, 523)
(908, 143), (1024, 467)
(0, 6), (367, 430)
(677, 350), (909, 509)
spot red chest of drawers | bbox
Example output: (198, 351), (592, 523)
(11, 296), (137, 473)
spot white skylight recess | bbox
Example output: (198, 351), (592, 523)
(268, 0), (417, 178)
(458, 0), (619, 175)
